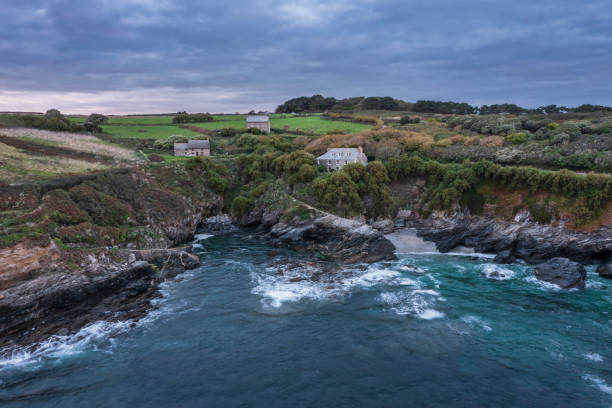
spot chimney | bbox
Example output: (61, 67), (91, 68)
(327, 147), (332, 151)
(357, 146), (363, 154)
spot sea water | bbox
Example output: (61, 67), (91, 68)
(0, 233), (610, 407)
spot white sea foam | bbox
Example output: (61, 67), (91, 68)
(194, 233), (213, 241)
(480, 264), (515, 280)
(582, 374), (612, 396)
(462, 315), (493, 332)
(524, 275), (562, 291)
(0, 320), (133, 370)
(418, 309), (445, 320)
(378, 289), (443, 319)
(584, 353), (603, 362)
(192, 243), (204, 249)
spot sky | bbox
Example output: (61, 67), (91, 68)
(1, 0), (611, 114)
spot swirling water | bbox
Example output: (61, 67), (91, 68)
(1, 233), (610, 407)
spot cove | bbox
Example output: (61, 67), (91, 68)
(1, 232), (610, 407)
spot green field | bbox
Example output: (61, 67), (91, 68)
(191, 115), (371, 133)
(101, 125), (201, 139)
(76, 113), (373, 141)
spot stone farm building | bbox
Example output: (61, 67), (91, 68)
(174, 139), (210, 157)
(246, 115), (270, 134)
(315, 147), (367, 171)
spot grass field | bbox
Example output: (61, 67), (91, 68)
(101, 125), (201, 139)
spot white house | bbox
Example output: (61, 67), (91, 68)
(246, 115), (270, 134)
(315, 147), (367, 171)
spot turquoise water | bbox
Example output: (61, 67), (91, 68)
(1, 233), (610, 407)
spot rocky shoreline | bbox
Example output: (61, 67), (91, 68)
(2, 200), (610, 351)
(393, 209), (611, 266)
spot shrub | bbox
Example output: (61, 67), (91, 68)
(244, 127), (262, 135)
(148, 153), (165, 162)
(449, 135), (467, 144)
(399, 116), (421, 125)
(480, 136), (504, 147)
(153, 135), (188, 150)
(375, 140), (402, 161)
(219, 127), (238, 138)
(233, 196), (254, 215)
(464, 136), (480, 145)
(172, 112), (214, 124)
(505, 132), (527, 144)
(324, 129), (346, 135)
(546, 122), (560, 130)
(313, 172), (363, 216)
(435, 138), (453, 147)
(236, 134), (259, 151)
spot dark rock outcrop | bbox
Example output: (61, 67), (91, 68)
(534, 258), (587, 289)
(0, 248), (199, 348)
(597, 261), (612, 279)
(270, 214), (396, 264)
(399, 210), (611, 264)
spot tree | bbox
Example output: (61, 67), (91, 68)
(83, 113), (108, 132)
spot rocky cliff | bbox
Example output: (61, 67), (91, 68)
(394, 209), (611, 265)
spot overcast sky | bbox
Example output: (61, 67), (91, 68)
(1, 0), (611, 114)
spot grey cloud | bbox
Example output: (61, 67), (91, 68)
(1, 0), (611, 112)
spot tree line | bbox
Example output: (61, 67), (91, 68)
(276, 95), (413, 113)
(276, 95), (612, 115)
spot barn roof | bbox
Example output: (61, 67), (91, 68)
(316, 148), (362, 160)
(187, 140), (210, 149)
(246, 115), (270, 123)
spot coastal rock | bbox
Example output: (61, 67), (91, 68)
(0, 247), (200, 348)
(202, 214), (235, 232)
(270, 214), (396, 264)
(371, 219), (394, 234)
(597, 261), (612, 279)
(400, 211), (611, 265)
(534, 258), (587, 289)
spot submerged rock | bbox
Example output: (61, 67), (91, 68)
(597, 261), (612, 279)
(534, 258), (587, 289)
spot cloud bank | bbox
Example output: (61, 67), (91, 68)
(1, 0), (611, 113)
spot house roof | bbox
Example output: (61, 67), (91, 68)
(246, 115), (270, 123)
(316, 148), (363, 160)
(174, 143), (188, 150)
(187, 140), (210, 149)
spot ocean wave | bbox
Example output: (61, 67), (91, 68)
(461, 315), (493, 332)
(0, 320), (133, 371)
(524, 275), (562, 291)
(584, 353), (603, 362)
(194, 233), (214, 241)
(378, 289), (443, 319)
(582, 374), (612, 396)
(480, 264), (515, 280)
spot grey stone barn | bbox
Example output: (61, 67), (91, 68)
(315, 147), (367, 171)
(246, 115), (270, 134)
(174, 139), (210, 157)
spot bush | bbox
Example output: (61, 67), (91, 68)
(236, 134), (259, 151)
(244, 127), (262, 135)
(324, 129), (346, 135)
(505, 132), (527, 144)
(313, 172), (363, 216)
(546, 122), (560, 130)
(233, 196), (254, 215)
(153, 135), (189, 150)
(172, 112), (213, 124)
(399, 116), (421, 125)
(148, 153), (165, 162)
(480, 136), (504, 147)
(219, 127), (238, 138)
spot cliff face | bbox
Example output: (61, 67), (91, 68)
(395, 210), (611, 264)
(0, 165), (223, 348)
